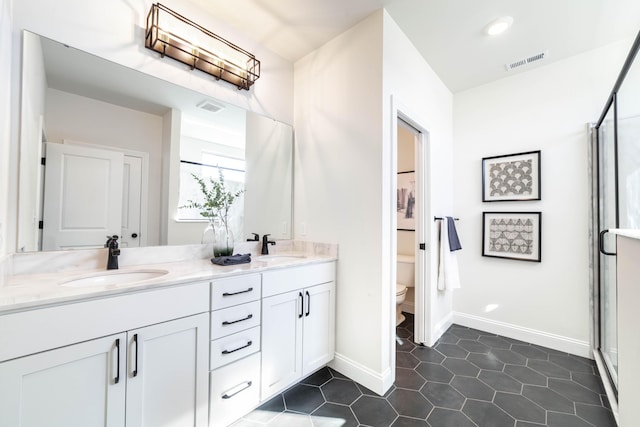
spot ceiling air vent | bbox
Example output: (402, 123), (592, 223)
(196, 100), (225, 113)
(505, 50), (548, 71)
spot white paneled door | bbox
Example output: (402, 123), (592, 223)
(42, 142), (123, 250)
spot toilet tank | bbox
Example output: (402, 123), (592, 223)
(397, 254), (415, 287)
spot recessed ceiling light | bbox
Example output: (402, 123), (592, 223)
(485, 16), (513, 36)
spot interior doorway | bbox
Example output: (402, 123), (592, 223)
(395, 116), (430, 346)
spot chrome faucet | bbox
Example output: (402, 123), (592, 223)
(105, 235), (120, 270)
(261, 234), (276, 255)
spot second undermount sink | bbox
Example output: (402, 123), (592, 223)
(61, 269), (169, 288)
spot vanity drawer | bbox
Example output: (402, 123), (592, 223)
(211, 274), (261, 310)
(210, 352), (261, 427)
(210, 326), (261, 369)
(211, 300), (261, 339)
(262, 262), (335, 297)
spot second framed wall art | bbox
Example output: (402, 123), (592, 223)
(482, 212), (541, 262)
(482, 150), (540, 202)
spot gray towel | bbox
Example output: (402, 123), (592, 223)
(447, 217), (462, 252)
(211, 253), (251, 266)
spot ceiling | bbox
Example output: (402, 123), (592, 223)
(184, 0), (640, 92)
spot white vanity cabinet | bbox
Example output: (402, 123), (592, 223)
(0, 332), (127, 427)
(209, 273), (262, 427)
(125, 314), (209, 427)
(261, 262), (336, 400)
(0, 282), (210, 427)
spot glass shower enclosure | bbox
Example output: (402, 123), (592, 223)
(591, 30), (640, 407)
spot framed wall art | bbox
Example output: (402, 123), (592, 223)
(482, 150), (540, 202)
(397, 171), (416, 231)
(482, 212), (541, 262)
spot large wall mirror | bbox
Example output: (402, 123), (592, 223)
(17, 31), (293, 252)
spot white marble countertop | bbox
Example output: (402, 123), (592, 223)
(0, 241), (337, 314)
(609, 229), (640, 240)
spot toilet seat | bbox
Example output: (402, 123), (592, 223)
(396, 284), (407, 296)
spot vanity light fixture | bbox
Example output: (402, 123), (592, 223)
(145, 3), (260, 90)
(485, 16), (514, 36)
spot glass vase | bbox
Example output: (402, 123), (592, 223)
(201, 218), (216, 249)
(212, 219), (234, 257)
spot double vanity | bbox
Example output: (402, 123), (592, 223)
(0, 241), (337, 427)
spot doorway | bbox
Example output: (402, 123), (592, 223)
(394, 114), (430, 348)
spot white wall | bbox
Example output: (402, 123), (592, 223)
(294, 9), (453, 394)
(45, 89), (164, 246)
(8, 0), (294, 253)
(0, 0), (12, 275)
(294, 11), (386, 393)
(452, 39), (633, 356)
(383, 11), (454, 346)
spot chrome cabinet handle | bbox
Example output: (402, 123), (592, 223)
(221, 381), (252, 399)
(221, 341), (253, 355)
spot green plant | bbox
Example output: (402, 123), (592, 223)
(182, 168), (243, 228)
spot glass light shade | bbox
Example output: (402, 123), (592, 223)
(145, 3), (260, 90)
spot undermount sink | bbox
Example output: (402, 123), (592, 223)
(257, 254), (306, 262)
(61, 269), (169, 288)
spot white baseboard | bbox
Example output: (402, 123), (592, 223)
(427, 312), (453, 347)
(401, 301), (415, 314)
(329, 353), (393, 396)
(452, 312), (591, 358)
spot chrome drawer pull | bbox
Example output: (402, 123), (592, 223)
(221, 340), (253, 355)
(222, 287), (253, 297)
(221, 381), (252, 399)
(222, 314), (253, 326)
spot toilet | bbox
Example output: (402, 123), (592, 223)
(396, 284), (408, 325)
(396, 254), (415, 326)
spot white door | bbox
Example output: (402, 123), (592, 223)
(302, 282), (335, 376)
(120, 155), (142, 248)
(261, 290), (303, 400)
(0, 333), (126, 427)
(42, 142), (123, 250)
(125, 314), (209, 427)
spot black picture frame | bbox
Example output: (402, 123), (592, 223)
(397, 171), (416, 231)
(482, 150), (541, 202)
(482, 211), (542, 262)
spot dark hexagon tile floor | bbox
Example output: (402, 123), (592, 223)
(232, 314), (616, 427)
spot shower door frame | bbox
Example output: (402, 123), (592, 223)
(590, 28), (640, 420)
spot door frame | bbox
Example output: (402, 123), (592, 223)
(389, 96), (432, 381)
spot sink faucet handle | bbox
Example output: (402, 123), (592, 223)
(105, 235), (119, 248)
(247, 233), (260, 242)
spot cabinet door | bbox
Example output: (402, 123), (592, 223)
(0, 333), (126, 427)
(125, 313), (209, 427)
(261, 290), (303, 400)
(302, 282), (335, 376)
